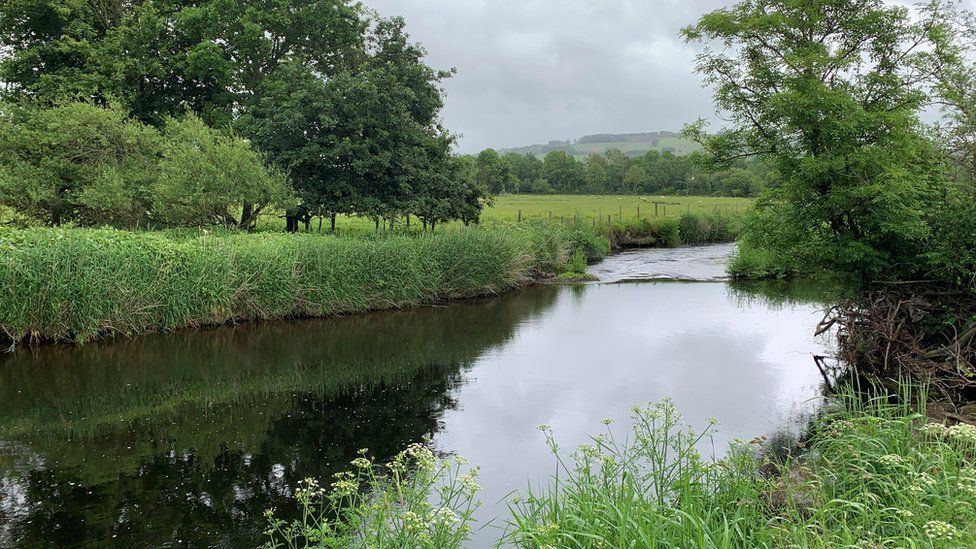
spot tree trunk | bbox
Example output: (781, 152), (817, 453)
(240, 202), (254, 230)
(331, 213), (336, 233)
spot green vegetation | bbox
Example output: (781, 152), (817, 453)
(601, 210), (741, 249)
(685, 0), (976, 403)
(264, 445), (480, 549)
(0, 2), (490, 233)
(268, 386), (976, 548)
(0, 224), (578, 345)
(474, 146), (770, 196)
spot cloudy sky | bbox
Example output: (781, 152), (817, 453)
(362, 0), (733, 152)
(363, 1), (976, 153)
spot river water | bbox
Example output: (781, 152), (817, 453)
(0, 244), (833, 548)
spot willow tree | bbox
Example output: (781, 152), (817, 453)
(683, 0), (953, 280)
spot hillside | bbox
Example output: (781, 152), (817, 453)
(498, 131), (701, 159)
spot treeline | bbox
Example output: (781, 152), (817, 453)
(473, 148), (769, 197)
(0, 1), (488, 231)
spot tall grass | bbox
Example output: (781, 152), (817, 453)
(0, 224), (576, 344)
(505, 386), (976, 548)
(268, 385), (976, 548)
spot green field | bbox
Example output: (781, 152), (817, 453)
(254, 195), (752, 233)
(482, 195), (751, 223)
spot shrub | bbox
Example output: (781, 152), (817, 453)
(153, 115), (294, 227)
(0, 102), (161, 227)
(728, 241), (800, 279)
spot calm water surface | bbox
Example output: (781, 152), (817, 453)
(0, 245), (833, 548)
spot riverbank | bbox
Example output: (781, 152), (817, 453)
(268, 385), (976, 548)
(0, 211), (744, 346)
(0, 224), (577, 345)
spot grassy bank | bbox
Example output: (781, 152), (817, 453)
(0, 224), (577, 345)
(268, 387), (976, 548)
(601, 209), (743, 249)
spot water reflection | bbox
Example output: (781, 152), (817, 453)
(0, 289), (558, 547)
(0, 247), (832, 548)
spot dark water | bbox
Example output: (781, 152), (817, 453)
(0, 245), (833, 548)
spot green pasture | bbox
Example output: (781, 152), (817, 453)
(253, 195), (753, 234)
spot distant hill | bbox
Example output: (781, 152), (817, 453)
(498, 131), (701, 159)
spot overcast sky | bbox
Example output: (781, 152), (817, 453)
(362, 0), (975, 153)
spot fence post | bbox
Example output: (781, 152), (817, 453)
(654, 203), (659, 217)
(607, 214), (611, 224)
(518, 209), (522, 223)
(637, 205), (640, 219)
(663, 205), (667, 217)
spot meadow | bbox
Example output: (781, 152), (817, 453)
(252, 195), (753, 233)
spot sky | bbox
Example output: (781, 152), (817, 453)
(363, 0), (732, 153)
(363, 0), (976, 154)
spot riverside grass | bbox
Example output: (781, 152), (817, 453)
(0, 223), (574, 344)
(271, 386), (976, 548)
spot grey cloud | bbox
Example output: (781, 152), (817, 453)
(363, 0), (976, 153)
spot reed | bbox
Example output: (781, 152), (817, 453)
(0, 224), (575, 344)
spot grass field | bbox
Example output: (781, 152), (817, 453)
(253, 195), (753, 234)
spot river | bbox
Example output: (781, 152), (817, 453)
(0, 244), (834, 547)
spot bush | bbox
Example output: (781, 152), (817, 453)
(602, 218), (681, 248)
(677, 209), (741, 245)
(0, 102), (160, 227)
(728, 241), (800, 279)
(153, 115), (294, 227)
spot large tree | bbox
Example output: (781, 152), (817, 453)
(0, 0), (366, 127)
(683, 0), (952, 279)
(238, 17), (478, 230)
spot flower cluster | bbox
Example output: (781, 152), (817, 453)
(947, 423), (976, 445)
(923, 520), (958, 541)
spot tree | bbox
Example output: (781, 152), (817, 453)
(542, 151), (585, 193)
(0, 102), (160, 227)
(623, 165), (648, 194)
(0, 0), (367, 127)
(153, 115), (293, 227)
(683, 0), (951, 279)
(239, 17), (472, 231)
(583, 154), (610, 193)
(476, 149), (516, 195)
(503, 152), (543, 193)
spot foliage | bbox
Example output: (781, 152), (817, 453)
(153, 115), (293, 227)
(264, 445), (480, 549)
(728, 241), (800, 279)
(684, 0), (954, 282)
(0, 223), (576, 344)
(0, 102), (160, 227)
(477, 148), (770, 197)
(0, 102), (292, 228)
(504, 389), (976, 548)
(237, 19), (479, 228)
(0, 0), (366, 126)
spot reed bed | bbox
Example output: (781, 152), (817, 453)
(0, 224), (573, 344)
